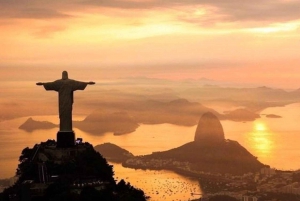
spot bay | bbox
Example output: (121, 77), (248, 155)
(0, 116), (202, 200)
(1, 103), (300, 200)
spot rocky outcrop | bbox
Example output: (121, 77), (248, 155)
(123, 112), (265, 175)
(194, 112), (224, 144)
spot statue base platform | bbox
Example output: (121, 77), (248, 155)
(57, 131), (75, 148)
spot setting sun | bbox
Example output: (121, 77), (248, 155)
(255, 122), (267, 131)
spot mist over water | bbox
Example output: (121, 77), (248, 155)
(0, 116), (197, 179)
(0, 116), (201, 200)
(223, 103), (300, 170)
(1, 103), (300, 199)
(2, 103), (300, 176)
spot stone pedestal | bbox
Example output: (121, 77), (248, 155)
(57, 131), (75, 148)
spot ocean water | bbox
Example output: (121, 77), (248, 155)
(0, 116), (201, 200)
(1, 103), (300, 200)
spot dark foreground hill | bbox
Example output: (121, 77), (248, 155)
(0, 140), (147, 201)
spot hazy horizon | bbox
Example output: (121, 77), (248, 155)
(1, 0), (300, 89)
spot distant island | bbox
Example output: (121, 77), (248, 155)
(19, 99), (263, 135)
(94, 143), (134, 162)
(74, 111), (139, 135)
(19, 112), (139, 135)
(3, 82), (300, 123)
(223, 108), (260, 122)
(19, 117), (57, 132)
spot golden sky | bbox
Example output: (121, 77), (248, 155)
(1, 0), (300, 88)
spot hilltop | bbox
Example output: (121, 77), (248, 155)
(0, 140), (147, 201)
(123, 112), (265, 175)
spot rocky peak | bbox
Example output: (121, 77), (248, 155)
(194, 112), (225, 144)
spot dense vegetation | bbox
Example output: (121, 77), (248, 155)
(0, 141), (147, 201)
(258, 192), (300, 201)
(209, 195), (238, 201)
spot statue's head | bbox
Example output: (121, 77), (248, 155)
(62, 71), (68, 80)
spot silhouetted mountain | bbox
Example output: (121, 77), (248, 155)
(19, 117), (57, 132)
(223, 108), (260, 121)
(19, 98), (261, 136)
(123, 113), (265, 175)
(182, 86), (297, 102)
(4, 78), (300, 123)
(94, 143), (134, 163)
(1, 140), (147, 201)
(140, 140), (264, 175)
(80, 98), (219, 127)
(194, 112), (224, 144)
(129, 99), (218, 126)
(17, 97), (265, 137)
(74, 111), (139, 135)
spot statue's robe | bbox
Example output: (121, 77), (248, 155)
(43, 79), (88, 131)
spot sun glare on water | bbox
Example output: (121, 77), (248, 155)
(250, 121), (274, 157)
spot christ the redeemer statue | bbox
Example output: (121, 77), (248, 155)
(36, 71), (95, 132)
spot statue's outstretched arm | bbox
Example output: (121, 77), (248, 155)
(36, 82), (44, 86)
(87, 81), (95, 85)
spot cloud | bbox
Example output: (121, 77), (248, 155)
(84, 0), (300, 25)
(0, 8), (70, 19)
(1, 0), (300, 23)
(33, 25), (67, 38)
(0, 1), (71, 19)
(212, 0), (300, 22)
(16, 8), (70, 19)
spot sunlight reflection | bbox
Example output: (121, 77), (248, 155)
(249, 122), (273, 156)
